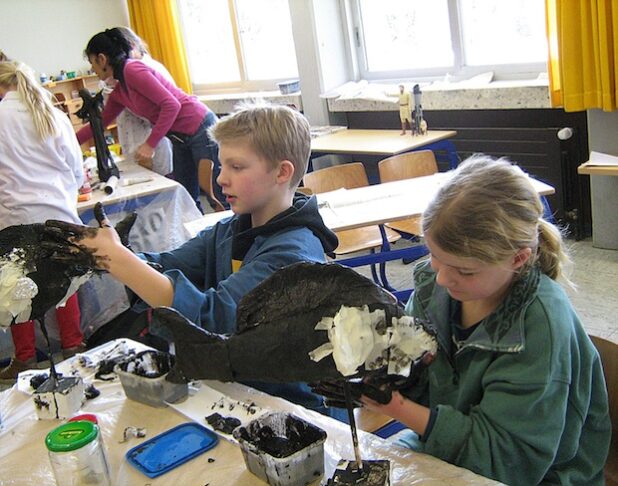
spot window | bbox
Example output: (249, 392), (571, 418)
(178, 0), (299, 93)
(351, 0), (548, 81)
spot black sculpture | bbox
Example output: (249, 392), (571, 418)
(75, 89), (119, 183)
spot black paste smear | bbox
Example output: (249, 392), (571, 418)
(95, 358), (122, 381)
(205, 412), (241, 434)
(84, 383), (100, 399)
(326, 460), (391, 485)
(30, 372), (50, 390)
(117, 350), (172, 378)
(235, 415), (325, 459)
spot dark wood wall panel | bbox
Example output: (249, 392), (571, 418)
(344, 108), (591, 238)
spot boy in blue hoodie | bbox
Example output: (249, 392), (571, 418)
(55, 103), (339, 414)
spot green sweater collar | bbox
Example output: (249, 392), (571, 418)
(411, 260), (541, 354)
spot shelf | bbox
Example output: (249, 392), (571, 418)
(44, 74), (98, 88)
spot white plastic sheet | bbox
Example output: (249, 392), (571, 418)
(0, 339), (502, 485)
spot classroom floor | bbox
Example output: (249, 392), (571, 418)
(350, 237), (618, 344)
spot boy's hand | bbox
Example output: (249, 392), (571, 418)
(44, 202), (137, 271)
(42, 222), (108, 271)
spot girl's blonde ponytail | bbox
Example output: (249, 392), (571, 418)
(0, 61), (58, 140)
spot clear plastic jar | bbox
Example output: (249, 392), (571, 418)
(46, 421), (111, 486)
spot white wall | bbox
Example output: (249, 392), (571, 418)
(0, 0), (129, 78)
(289, 0), (351, 126)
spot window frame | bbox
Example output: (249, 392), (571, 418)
(177, 0), (299, 95)
(348, 0), (547, 82)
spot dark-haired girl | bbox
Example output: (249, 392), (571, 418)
(77, 28), (221, 212)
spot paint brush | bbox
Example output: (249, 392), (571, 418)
(344, 381), (363, 472)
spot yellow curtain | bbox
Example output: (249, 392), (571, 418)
(546, 0), (618, 111)
(127, 0), (193, 94)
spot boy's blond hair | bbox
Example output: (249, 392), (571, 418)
(209, 102), (311, 189)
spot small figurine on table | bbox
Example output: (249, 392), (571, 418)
(412, 84), (427, 135)
(398, 84), (412, 135)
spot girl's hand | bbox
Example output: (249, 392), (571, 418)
(361, 390), (431, 436)
(135, 143), (155, 163)
(361, 390), (408, 419)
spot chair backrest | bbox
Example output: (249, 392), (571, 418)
(590, 335), (618, 484)
(198, 159), (225, 212)
(378, 150), (438, 183)
(296, 186), (314, 196)
(303, 162), (369, 194)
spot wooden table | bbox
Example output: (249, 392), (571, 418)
(577, 163), (618, 176)
(0, 339), (499, 485)
(578, 162), (618, 249)
(311, 129), (459, 169)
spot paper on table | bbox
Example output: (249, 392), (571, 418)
(315, 173), (447, 210)
(15, 338), (150, 395)
(316, 186), (399, 209)
(588, 151), (618, 166)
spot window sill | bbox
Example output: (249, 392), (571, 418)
(326, 79), (551, 112)
(198, 91), (303, 115)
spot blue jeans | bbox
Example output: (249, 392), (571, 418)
(169, 110), (223, 213)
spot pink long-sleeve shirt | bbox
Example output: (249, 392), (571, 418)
(77, 60), (207, 148)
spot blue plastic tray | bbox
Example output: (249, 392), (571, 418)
(126, 422), (218, 478)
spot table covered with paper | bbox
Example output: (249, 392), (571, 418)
(0, 339), (499, 485)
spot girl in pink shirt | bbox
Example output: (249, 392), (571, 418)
(78, 28), (222, 212)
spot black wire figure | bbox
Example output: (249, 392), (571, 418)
(76, 89), (119, 183)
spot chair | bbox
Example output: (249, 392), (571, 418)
(296, 186), (314, 196)
(304, 163), (401, 288)
(198, 159), (225, 212)
(590, 335), (618, 485)
(378, 150), (438, 237)
(303, 163), (401, 255)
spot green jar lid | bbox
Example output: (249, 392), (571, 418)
(46, 421), (99, 452)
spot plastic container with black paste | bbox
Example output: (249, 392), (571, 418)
(114, 350), (188, 407)
(233, 412), (327, 486)
(45, 420), (111, 486)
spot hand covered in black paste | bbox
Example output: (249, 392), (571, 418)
(310, 351), (435, 409)
(44, 202), (137, 271)
(311, 374), (400, 409)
